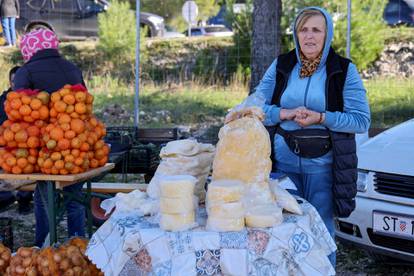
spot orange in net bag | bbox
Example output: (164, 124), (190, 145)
(4, 90), (49, 123)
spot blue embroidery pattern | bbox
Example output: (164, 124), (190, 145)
(283, 215), (298, 224)
(115, 216), (158, 235)
(115, 216), (141, 235)
(310, 222), (324, 238)
(167, 232), (193, 256)
(195, 249), (221, 276)
(289, 232), (310, 254)
(253, 258), (278, 276)
(149, 260), (172, 276)
(220, 231), (247, 249)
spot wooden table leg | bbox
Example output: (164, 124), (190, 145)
(47, 181), (57, 245)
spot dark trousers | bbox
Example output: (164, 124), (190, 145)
(34, 182), (85, 247)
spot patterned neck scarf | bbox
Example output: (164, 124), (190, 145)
(20, 29), (59, 62)
(299, 51), (322, 78)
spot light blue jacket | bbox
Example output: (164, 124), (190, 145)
(250, 7), (371, 174)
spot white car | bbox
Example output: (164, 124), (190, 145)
(336, 119), (414, 262)
(183, 25), (233, 37)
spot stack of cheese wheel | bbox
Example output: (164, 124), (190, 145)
(206, 179), (245, 231)
(159, 175), (197, 231)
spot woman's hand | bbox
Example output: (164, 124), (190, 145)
(294, 108), (324, 127)
(280, 107), (307, 121)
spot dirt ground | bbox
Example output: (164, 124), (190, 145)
(0, 200), (413, 275)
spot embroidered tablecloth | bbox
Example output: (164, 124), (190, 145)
(86, 199), (336, 276)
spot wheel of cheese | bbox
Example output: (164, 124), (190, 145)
(207, 201), (244, 218)
(206, 217), (245, 232)
(160, 212), (195, 231)
(207, 179), (244, 203)
(245, 205), (283, 228)
(159, 175), (196, 198)
(160, 196), (197, 214)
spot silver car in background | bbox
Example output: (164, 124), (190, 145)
(184, 25), (233, 37)
(336, 119), (414, 262)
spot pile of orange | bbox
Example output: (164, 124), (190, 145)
(4, 91), (49, 122)
(38, 85), (109, 175)
(0, 89), (50, 174)
(49, 85), (93, 122)
(0, 120), (45, 149)
(0, 148), (39, 174)
(38, 116), (109, 175)
(0, 85), (109, 175)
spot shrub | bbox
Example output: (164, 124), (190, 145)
(225, 0), (253, 84)
(98, 0), (136, 79)
(331, 0), (386, 70)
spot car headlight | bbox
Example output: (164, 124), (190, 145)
(357, 170), (369, 192)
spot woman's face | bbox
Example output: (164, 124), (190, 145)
(297, 15), (326, 60)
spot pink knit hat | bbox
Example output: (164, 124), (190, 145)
(20, 29), (60, 62)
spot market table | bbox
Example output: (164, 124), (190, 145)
(86, 198), (336, 276)
(0, 163), (115, 246)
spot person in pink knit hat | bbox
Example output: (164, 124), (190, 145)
(14, 28), (85, 92)
(13, 28), (87, 247)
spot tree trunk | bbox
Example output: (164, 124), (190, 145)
(250, 0), (282, 93)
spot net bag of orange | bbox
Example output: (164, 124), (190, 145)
(4, 89), (49, 123)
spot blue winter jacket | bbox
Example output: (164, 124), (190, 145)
(251, 7), (370, 174)
(13, 49), (85, 94)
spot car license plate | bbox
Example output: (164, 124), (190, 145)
(373, 211), (414, 240)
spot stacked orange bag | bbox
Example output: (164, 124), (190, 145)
(38, 84), (109, 175)
(0, 84), (109, 175)
(0, 90), (50, 174)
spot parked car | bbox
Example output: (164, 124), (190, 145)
(14, 0), (165, 39)
(183, 25), (233, 37)
(336, 118), (414, 262)
(383, 0), (414, 26)
(163, 25), (185, 38)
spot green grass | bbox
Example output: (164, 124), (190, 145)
(140, 84), (246, 125)
(90, 78), (247, 127)
(89, 76), (414, 129)
(382, 26), (414, 43)
(365, 77), (414, 127)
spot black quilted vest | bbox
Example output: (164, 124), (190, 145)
(270, 47), (357, 218)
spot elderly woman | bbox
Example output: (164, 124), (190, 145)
(227, 7), (370, 266)
(13, 28), (86, 247)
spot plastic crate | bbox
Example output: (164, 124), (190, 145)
(127, 144), (161, 174)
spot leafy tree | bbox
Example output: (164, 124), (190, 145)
(331, 0), (386, 70)
(98, 0), (136, 79)
(225, 0), (253, 83)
